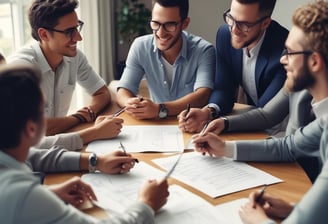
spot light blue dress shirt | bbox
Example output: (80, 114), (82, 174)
(117, 31), (215, 103)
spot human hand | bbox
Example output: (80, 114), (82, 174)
(248, 190), (294, 219)
(239, 200), (270, 224)
(138, 179), (169, 212)
(125, 97), (159, 119)
(177, 108), (210, 133)
(205, 118), (226, 135)
(191, 132), (226, 157)
(97, 151), (138, 174)
(48, 176), (97, 209)
(93, 116), (124, 139)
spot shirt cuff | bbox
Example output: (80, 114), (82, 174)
(207, 103), (221, 118)
(224, 141), (236, 159)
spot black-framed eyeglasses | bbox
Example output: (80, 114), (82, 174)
(149, 20), (181, 32)
(281, 48), (313, 60)
(223, 9), (268, 33)
(44, 20), (84, 39)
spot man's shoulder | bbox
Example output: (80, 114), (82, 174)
(7, 43), (39, 63)
(267, 20), (289, 37)
(132, 34), (154, 49)
(184, 31), (212, 44)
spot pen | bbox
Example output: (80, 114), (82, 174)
(200, 121), (209, 136)
(113, 107), (126, 117)
(119, 141), (139, 163)
(255, 185), (267, 203)
(119, 141), (127, 155)
(163, 152), (183, 180)
(185, 103), (191, 118)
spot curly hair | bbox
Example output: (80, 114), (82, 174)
(292, 0), (328, 66)
(28, 0), (78, 41)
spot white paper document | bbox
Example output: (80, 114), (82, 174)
(82, 162), (237, 224)
(86, 125), (184, 153)
(82, 162), (166, 213)
(214, 198), (249, 224)
(152, 152), (283, 198)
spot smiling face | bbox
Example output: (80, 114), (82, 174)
(280, 26), (315, 92)
(151, 3), (189, 55)
(228, 0), (270, 50)
(43, 11), (82, 58)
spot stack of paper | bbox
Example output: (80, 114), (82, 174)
(152, 152), (282, 198)
(86, 125), (184, 153)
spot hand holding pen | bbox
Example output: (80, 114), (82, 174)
(119, 141), (139, 163)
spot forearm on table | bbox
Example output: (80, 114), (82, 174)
(117, 88), (137, 107)
(88, 85), (111, 115)
(46, 116), (80, 136)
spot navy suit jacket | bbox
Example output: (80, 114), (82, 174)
(210, 20), (289, 115)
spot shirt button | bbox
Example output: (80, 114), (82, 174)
(161, 64), (163, 67)
(164, 81), (167, 85)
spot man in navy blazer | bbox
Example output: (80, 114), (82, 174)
(213, 19), (288, 114)
(178, 0), (288, 133)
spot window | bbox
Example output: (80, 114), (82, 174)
(0, 0), (33, 57)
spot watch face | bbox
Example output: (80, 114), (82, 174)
(159, 104), (168, 118)
(89, 154), (97, 166)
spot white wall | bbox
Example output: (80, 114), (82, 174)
(187, 0), (311, 45)
(272, 0), (311, 29)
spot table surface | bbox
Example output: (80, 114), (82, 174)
(44, 103), (312, 218)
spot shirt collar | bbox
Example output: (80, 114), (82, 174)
(152, 31), (188, 61)
(312, 97), (328, 118)
(243, 30), (266, 58)
(32, 42), (71, 73)
(0, 150), (31, 172)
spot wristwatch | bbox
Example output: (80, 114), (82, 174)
(158, 103), (169, 119)
(221, 117), (229, 132)
(88, 153), (97, 173)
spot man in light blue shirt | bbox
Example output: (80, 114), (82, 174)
(117, 0), (215, 120)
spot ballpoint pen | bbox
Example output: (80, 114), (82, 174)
(163, 152), (183, 180)
(185, 103), (191, 118)
(113, 107), (126, 117)
(119, 141), (127, 155)
(255, 185), (267, 203)
(200, 121), (210, 136)
(119, 141), (139, 163)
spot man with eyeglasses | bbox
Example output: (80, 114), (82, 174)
(116, 0), (215, 120)
(8, 0), (124, 151)
(178, 0), (288, 134)
(192, 0), (328, 185)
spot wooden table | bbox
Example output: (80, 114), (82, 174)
(45, 103), (312, 218)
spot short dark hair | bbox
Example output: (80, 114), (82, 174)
(0, 64), (43, 149)
(152, 0), (189, 20)
(28, 0), (78, 41)
(236, 0), (276, 17)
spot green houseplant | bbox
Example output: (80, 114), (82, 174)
(117, 0), (152, 44)
(115, 0), (151, 79)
